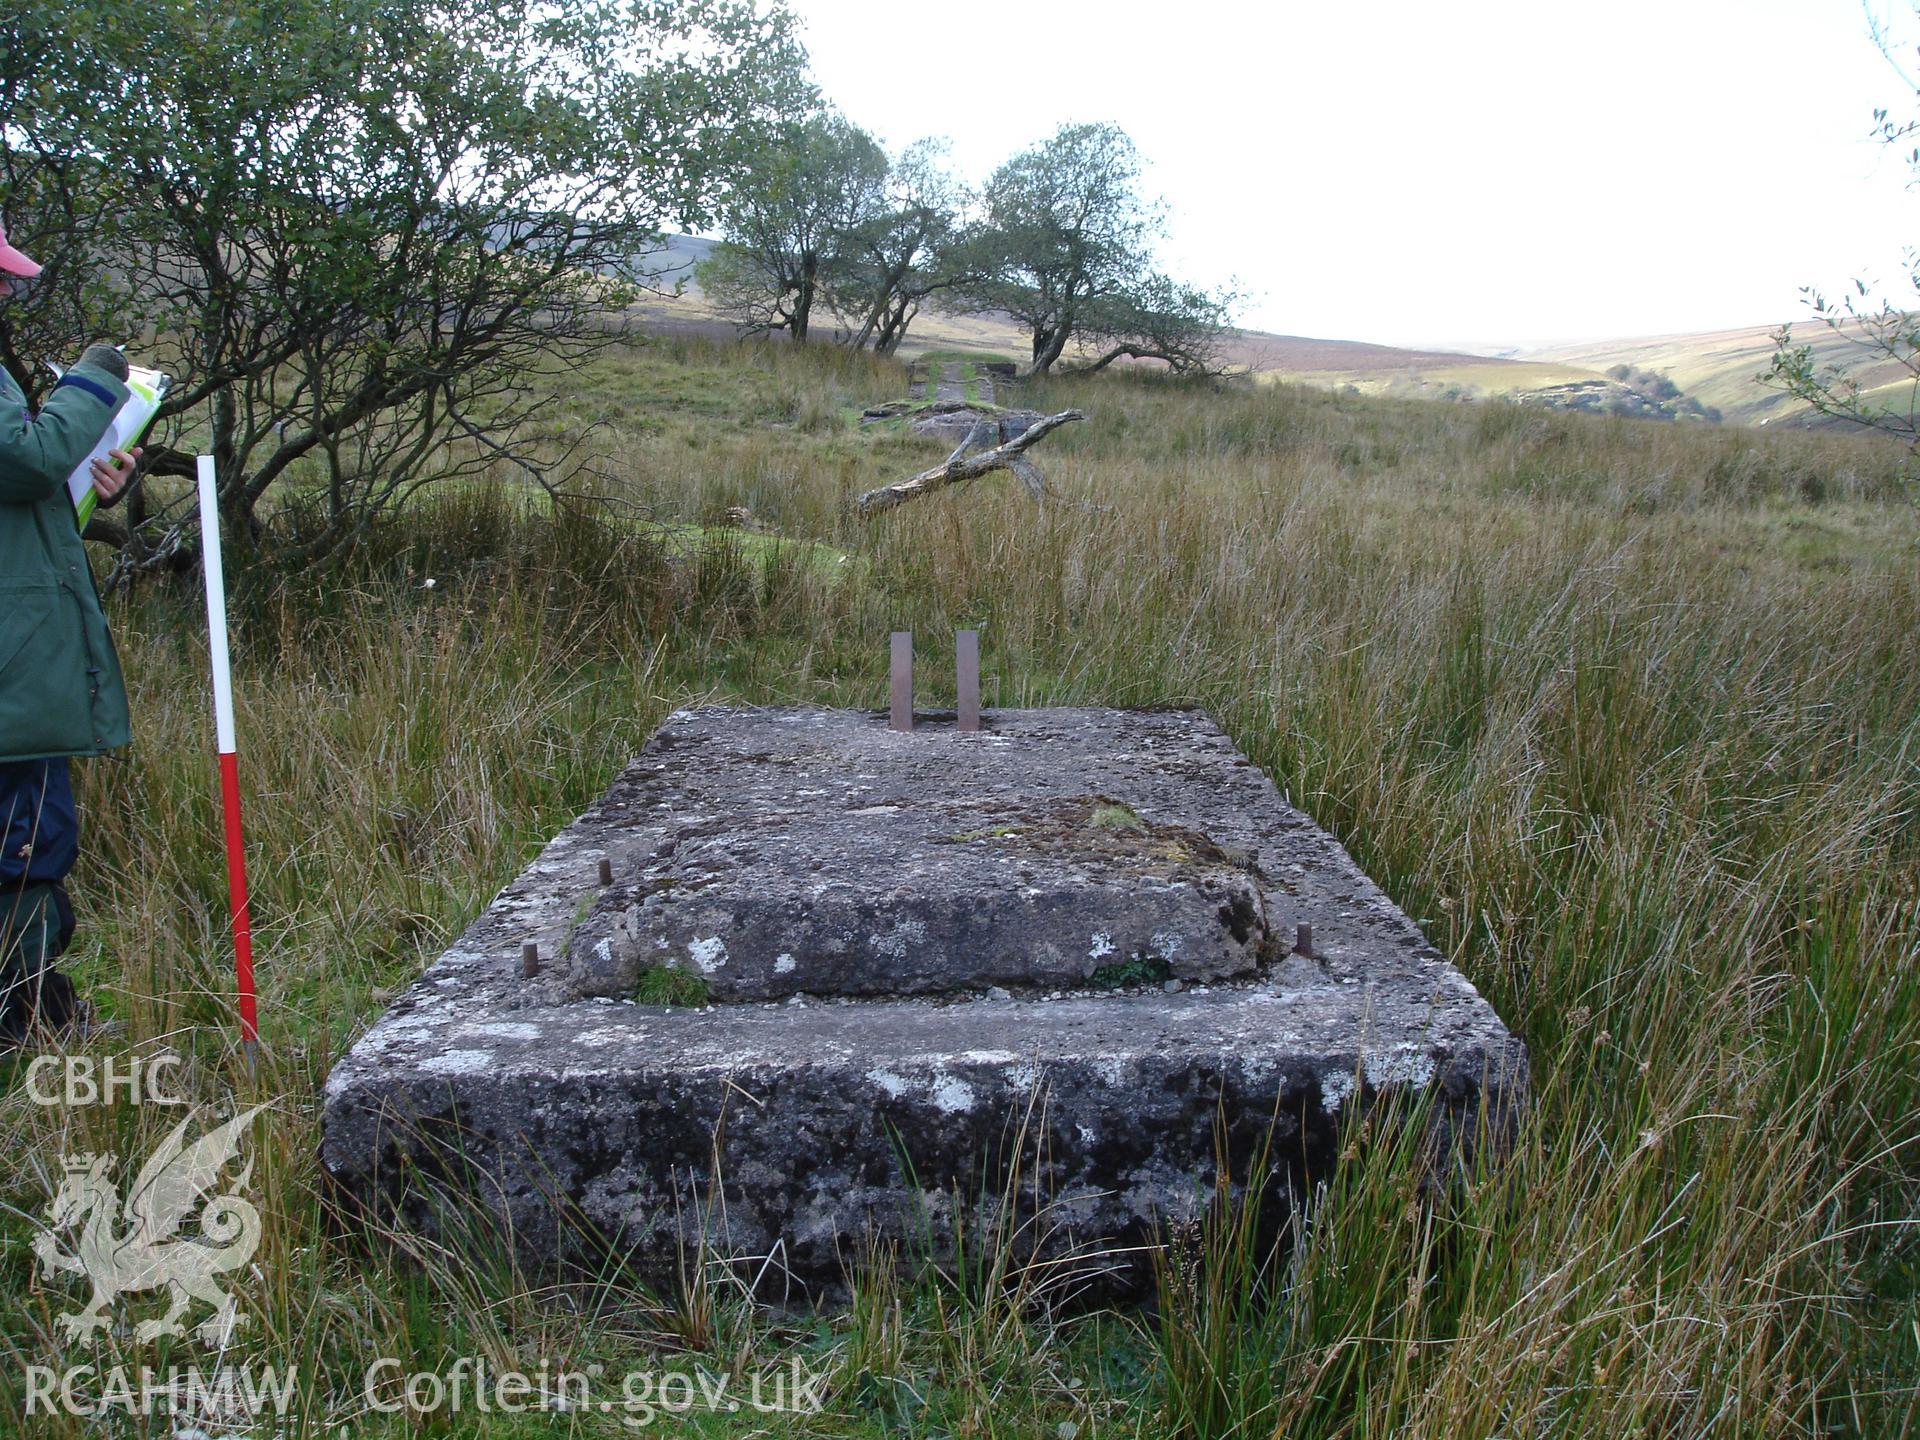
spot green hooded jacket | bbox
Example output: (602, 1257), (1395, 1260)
(0, 360), (132, 762)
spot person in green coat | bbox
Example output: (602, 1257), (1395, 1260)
(0, 218), (141, 1042)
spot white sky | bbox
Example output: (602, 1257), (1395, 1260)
(787, 0), (1920, 350)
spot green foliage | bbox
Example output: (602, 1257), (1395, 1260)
(1075, 270), (1243, 378)
(833, 137), (972, 355)
(957, 122), (1158, 376)
(633, 965), (712, 1007)
(952, 122), (1235, 375)
(699, 126), (969, 357)
(1088, 800), (1146, 831)
(1606, 362), (1680, 401)
(0, 0), (809, 561)
(694, 109), (888, 344)
(1595, 363), (1722, 421)
(1767, 13), (1920, 492)
(1087, 954), (1170, 989)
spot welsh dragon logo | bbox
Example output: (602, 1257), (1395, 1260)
(34, 1105), (267, 1345)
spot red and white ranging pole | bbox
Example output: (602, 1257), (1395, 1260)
(197, 455), (259, 1052)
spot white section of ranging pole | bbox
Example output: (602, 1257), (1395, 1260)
(198, 455), (260, 1055)
(197, 455), (235, 754)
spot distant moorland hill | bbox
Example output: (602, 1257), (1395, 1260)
(1524, 322), (1914, 428)
(628, 237), (1903, 431)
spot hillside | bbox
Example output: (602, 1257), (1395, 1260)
(623, 240), (1612, 394)
(1526, 320), (1914, 428)
(1242, 334), (1611, 404)
(626, 238), (1907, 430)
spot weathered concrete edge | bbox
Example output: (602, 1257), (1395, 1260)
(320, 1002), (1530, 1292)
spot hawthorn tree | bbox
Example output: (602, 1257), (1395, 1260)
(956, 123), (1150, 375)
(830, 139), (970, 355)
(695, 111), (888, 343)
(1073, 272), (1241, 377)
(952, 122), (1234, 376)
(1768, 265), (1920, 467)
(1, 0), (810, 562)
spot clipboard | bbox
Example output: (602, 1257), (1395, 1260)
(65, 364), (171, 527)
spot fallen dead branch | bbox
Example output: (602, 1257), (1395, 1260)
(855, 409), (1084, 516)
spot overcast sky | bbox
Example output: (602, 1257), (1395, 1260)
(787, 0), (1920, 351)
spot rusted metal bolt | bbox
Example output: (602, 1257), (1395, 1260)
(890, 630), (914, 732)
(956, 628), (981, 732)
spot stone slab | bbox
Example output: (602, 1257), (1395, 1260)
(321, 707), (1529, 1295)
(563, 708), (1278, 1000)
(908, 407), (1041, 446)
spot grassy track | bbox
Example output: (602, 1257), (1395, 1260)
(2, 337), (1915, 1436)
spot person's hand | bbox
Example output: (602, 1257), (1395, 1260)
(90, 446), (141, 504)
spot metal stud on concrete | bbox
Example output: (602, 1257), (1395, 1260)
(889, 631), (913, 732)
(957, 630), (981, 732)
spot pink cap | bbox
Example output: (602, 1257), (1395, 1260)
(0, 221), (42, 278)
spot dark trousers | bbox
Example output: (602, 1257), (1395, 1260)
(0, 760), (81, 1040)
(0, 881), (76, 1040)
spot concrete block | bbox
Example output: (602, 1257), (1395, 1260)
(321, 707), (1528, 1295)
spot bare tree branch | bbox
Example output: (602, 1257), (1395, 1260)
(856, 410), (1083, 515)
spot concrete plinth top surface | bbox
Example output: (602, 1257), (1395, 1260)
(322, 706), (1528, 1290)
(567, 706), (1296, 1000)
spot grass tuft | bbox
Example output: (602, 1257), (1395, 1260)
(1087, 954), (1171, 990)
(634, 965), (712, 1008)
(1088, 801), (1146, 833)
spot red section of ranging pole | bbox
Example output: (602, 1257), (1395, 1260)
(218, 751), (258, 1044)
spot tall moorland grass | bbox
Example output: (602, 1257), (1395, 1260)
(0, 335), (1914, 1437)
